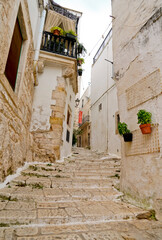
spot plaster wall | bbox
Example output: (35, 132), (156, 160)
(108, 86), (121, 156)
(30, 65), (61, 131)
(91, 38), (120, 155)
(27, 0), (41, 49)
(112, 0), (162, 212)
(60, 79), (75, 159)
(30, 52), (77, 161)
(91, 94), (108, 153)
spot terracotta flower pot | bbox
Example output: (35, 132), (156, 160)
(77, 60), (82, 66)
(140, 123), (151, 134)
(53, 29), (60, 36)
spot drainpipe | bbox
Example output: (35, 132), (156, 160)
(33, 2), (47, 85)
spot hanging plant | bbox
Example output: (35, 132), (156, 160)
(118, 122), (133, 142)
(77, 43), (87, 55)
(137, 109), (152, 134)
(77, 58), (85, 66)
(78, 68), (83, 76)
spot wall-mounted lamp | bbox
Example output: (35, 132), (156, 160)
(75, 98), (80, 107)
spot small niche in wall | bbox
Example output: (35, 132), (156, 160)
(67, 106), (72, 127)
(66, 130), (70, 142)
(99, 103), (102, 111)
(115, 111), (120, 134)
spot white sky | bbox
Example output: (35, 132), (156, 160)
(54, 0), (112, 96)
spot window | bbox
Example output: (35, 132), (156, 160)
(99, 103), (102, 111)
(5, 18), (23, 91)
(67, 106), (72, 127)
(66, 130), (70, 142)
(82, 99), (84, 108)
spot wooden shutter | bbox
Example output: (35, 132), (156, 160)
(5, 18), (23, 91)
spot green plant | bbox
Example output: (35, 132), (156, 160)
(41, 167), (53, 171)
(29, 165), (38, 171)
(77, 57), (85, 65)
(65, 30), (77, 36)
(77, 43), (87, 54)
(0, 223), (10, 227)
(30, 183), (43, 189)
(0, 195), (18, 202)
(50, 26), (64, 35)
(137, 109), (152, 125)
(118, 122), (130, 135)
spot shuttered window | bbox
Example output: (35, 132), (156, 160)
(5, 18), (23, 91)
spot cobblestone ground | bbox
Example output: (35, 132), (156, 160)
(0, 148), (161, 239)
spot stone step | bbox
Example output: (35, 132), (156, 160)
(1, 219), (162, 240)
(0, 200), (146, 227)
(0, 185), (121, 203)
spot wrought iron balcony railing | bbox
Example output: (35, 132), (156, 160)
(41, 31), (77, 59)
(79, 115), (90, 128)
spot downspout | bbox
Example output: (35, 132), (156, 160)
(33, 2), (47, 86)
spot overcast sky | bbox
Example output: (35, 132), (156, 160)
(54, 0), (112, 96)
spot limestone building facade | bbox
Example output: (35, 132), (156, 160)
(0, 0), (39, 182)
(112, 0), (162, 219)
(77, 86), (91, 148)
(0, 0), (81, 181)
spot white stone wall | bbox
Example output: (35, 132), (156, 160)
(91, 37), (121, 155)
(30, 66), (61, 131)
(60, 79), (76, 159)
(27, 0), (41, 49)
(112, 0), (162, 210)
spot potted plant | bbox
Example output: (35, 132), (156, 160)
(50, 26), (64, 36)
(78, 68), (83, 76)
(118, 122), (133, 142)
(137, 109), (152, 134)
(65, 30), (77, 40)
(77, 58), (85, 66)
(77, 43), (87, 55)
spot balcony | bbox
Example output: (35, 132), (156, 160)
(79, 115), (90, 128)
(41, 31), (77, 59)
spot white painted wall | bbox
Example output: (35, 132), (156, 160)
(30, 65), (61, 131)
(91, 94), (108, 153)
(27, 0), (42, 49)
(112, 0), (162, 212)
(91, 37), (121, 155)
(60, 78), (76, 159)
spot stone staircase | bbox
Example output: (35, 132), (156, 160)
(0, 148), (161, 239)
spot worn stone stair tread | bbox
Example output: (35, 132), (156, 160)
(0, 148), (161, 239)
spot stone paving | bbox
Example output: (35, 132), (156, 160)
(0, 148), (161, 239)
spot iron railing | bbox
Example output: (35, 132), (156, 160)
(49, 1), (78, 21)
(41, 31), (77, 59)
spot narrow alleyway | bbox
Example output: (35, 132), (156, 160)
(0, 148), (161, 239)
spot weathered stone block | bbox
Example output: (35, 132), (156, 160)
(50, 117), (63, 126)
